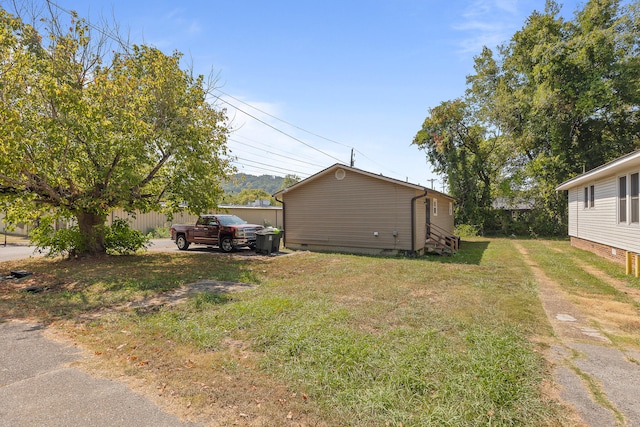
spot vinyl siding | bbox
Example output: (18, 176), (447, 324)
(282, 168), (422, 252)
(568, 187), (578, 236)
(428, 194), (455, 235)
(569, 170), (640, 253)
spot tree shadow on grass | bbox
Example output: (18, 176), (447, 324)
(0, 252), (264, 323)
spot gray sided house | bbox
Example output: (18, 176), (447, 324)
(557, 150), (640, 264)
(273, 164), (456, 256)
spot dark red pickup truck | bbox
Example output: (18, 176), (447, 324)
(170, 214), (263, 252)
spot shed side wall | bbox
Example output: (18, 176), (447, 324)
(282, 169), (420, 252)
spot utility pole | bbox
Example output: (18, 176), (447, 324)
(350, 148), (355, 167)
(427, 178), (436, 189)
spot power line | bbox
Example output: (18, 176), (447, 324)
(230, 132), (329, 165)
(217, 89), (404, 178)
(232, 157), (309, 176)
(229, 147), (318, 175)
(231, 161), (310, 178)
(228, 138), (325, 168)
(44, 0), (129, 50)
(215, 96), (344, 164)
(216, 88), (352, 149)
(44, 0), (407, 180)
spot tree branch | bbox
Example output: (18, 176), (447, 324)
(130, 152), (172, 196)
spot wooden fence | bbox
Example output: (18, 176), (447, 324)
(0, 206), (283, 237)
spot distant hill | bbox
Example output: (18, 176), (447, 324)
(222, 173), (284, 194)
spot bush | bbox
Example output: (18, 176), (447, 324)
(31, 217), (150, 257)
(31, 217), (86, 257)
(454, 223), (480, 238)
(105, 219), (150, 255)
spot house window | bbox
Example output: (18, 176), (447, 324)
(584, 185), (595, 208)
(448, 201), (453, 216)
(632, 173), (639, 223)
(433, 199), (438, 216)
(619, 176), (627, 223)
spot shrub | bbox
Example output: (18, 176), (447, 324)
(31, 217), (149, 257)
(105, 219), (150, 255)
(454, 223), (480, 238)
(31, 217), (86, 257)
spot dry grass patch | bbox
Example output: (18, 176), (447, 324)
(1, 241), (572, 426)
(517, 239), (640, 350)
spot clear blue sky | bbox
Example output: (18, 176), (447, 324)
(41, 0), (584, 190)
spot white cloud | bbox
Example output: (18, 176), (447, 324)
(188, 21), (202, 35)
(453, 0), (528, 55)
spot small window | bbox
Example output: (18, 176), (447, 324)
(619, 176), (627, 223)
(584, 185), (595, 208)
(448, 201), (453, 216)
(433, 199), (438, 216)
(632, 173), (639, 223)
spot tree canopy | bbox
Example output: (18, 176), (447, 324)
(0, 6), (233, 255)
(414, 0), (640, 235)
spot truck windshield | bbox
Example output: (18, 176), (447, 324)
(217, 215), (247, 226)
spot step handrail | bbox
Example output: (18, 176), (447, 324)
(426, 223), (459, 253)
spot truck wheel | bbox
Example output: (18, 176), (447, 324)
(220, 236), (234, 253)
(176, 235), (190, 250)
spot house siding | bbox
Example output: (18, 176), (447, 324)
(568, 170), (640, 255)
(568, 187), (578, 236)
(428, 194), (454, 236)
(281, 168), (426, 254)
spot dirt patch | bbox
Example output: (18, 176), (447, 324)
(75, 280), (258, 321)
(127, 280), (257, 308)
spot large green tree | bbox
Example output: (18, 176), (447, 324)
(415, 0), (640, 235)
(0, 7), (233, 255)
(412, 99), (505, 227)
(495, 0), (639, 233)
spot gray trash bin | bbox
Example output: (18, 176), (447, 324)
(255, 228), (282, 255)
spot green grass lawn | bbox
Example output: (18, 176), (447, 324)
(0, 239), (571, 426)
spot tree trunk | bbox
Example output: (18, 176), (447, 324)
(76, 211), (107, 256)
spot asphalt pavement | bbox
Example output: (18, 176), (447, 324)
(0, 239), (178, 263)
(0, 244), (40, 263)
(0, 320), (198, 427)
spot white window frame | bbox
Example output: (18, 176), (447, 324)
(448, 201), (453, 216)
(632, 172), (639, 224)
(584, 184), (595, 209)
(433, 199), (438, 216)
(619, 175), (628, 224)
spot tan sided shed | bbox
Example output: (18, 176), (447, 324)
(273, 164), (456, 256)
